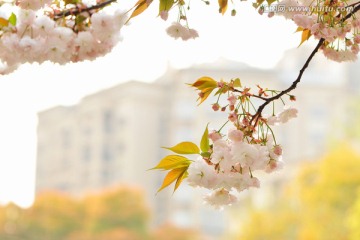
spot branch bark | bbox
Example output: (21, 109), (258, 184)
(250, 3), (360, 127)
(53, 0), (117, 20)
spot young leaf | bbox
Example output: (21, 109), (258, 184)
(295, 26), (303, 33)
(189, 76), (218, 90)
(174, 170), (189, 192)
(8, 13), (16, 26)
(157, 167), (188, 193)
(163, 142), (200, 154)
(0, 17), (9, 27)
(126, 0), (152, 24)
(150, 155), (191, 170)
(159, 0), (174, 12)
(233, 78), (242, 88)
(197, 87), (215, 105)
(200, 124), (210, 153)
(298, 29), (312, 47)
(218, 0), (228, 15)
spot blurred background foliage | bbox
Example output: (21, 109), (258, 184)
(1, 143), (360, 239)
(0, 187), (201, 240)
(236, 144), (360, 240)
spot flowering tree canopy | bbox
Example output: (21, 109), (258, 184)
(1, 0), (360, 208)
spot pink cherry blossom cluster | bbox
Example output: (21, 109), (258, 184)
(165, 22), (199, 40)
(187, 128), (284, 209)
(186, 78), (299, 208)
(0, 1), (126, 74)
(276, 0), (360, 62)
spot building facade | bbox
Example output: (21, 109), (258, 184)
(36, 55), (355, 237)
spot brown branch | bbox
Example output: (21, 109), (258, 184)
(232, 88), (268, 101)
(344, 1), (360, 10)
(250, 4), (360, 127)
(53, 0), (117, 20)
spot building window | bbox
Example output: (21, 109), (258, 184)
(83, 145), (91, 161)
(61, 129), (71, 148)
(103, 110), (113, 134)
(102, 145), (113, 161)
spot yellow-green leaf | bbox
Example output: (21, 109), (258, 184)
(214, 86), (228, 96)
(163, 142), (200, 154)
(157, 167), (188, 193)
(126, 0), (152, 24)
(0, 17), (9, 27)
(174, 170), (188, 192)
(159, 0), (174, 12)
(218, 0), (228, 15)
(189, 76), (218, 90)
(200, 124), (210, 153)
(266, 0), (276, 5)
(298, 29), (312, 47)
(150, 155), (191, 170)
(8, 13), (16, 26)
(233, 78), (241, 88)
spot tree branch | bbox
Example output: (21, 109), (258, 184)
(53, 0), (117, 20)
(250, 4), (360, 127)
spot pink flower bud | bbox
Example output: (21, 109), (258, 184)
(249, 177), (260, 188)
(227, 95), (237, 105)
(160, 11), (169, 21)
(228, 112), (238, 122)
(268, 12), (274, 18)
(258, 7), (264, 15)
(273, 145), (282, 156)
(212, 103), (220, 111)
(354, 35), (360, 44)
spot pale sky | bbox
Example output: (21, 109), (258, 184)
(0, 2), (301, 207)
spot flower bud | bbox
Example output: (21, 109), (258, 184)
(228, 112), (238, 122)
(273, 145), (282, 156)
(212, 103), (220, 111)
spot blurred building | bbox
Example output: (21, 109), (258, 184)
(36, 52), (357, 238)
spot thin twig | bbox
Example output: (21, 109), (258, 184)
(53, 0), (117, 20)
(250, 4), (360, 127)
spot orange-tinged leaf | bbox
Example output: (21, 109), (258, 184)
(126, 0), (152, 24)
(298, 29), (312, 47)
(218, 0), (228, 15)
(0, 17), (9, 27)
(174, 170), (188, 192)
(295, 26), (304, 33)
(150, 155), (191, 170)
(197, 87), (215, 105)
(157, 167), (188, 193)
(190, 76), (217, 90)
(163, 142), (200, 154)
(200, 124), (210, 153)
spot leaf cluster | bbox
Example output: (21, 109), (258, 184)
(151, 126), (211, 193)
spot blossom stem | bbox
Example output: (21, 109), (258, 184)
(218, 120), (229, 132)
(249, 4), (360, 127)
